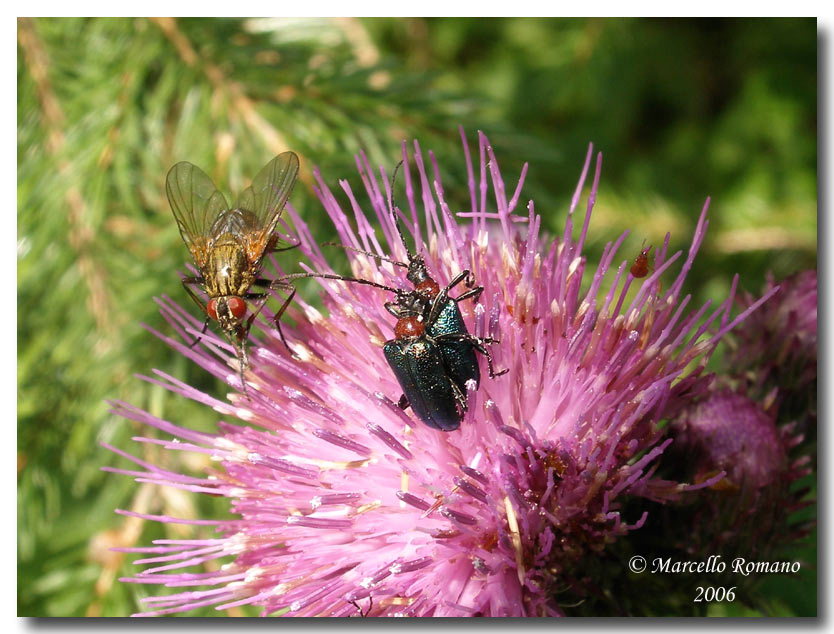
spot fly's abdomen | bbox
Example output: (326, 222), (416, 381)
(384, 338), (462, 432)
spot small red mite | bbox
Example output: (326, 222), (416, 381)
(631, 243), (652, 278)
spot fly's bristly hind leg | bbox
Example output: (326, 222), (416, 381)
(269, 280), (297, 350)
(182, 277), (210, 347)
(245, 277), (297, 351)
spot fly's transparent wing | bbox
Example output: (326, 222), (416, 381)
(236, 151), (299, 231)
(166, 161), (229, 268)
(234, 151), (300, 265)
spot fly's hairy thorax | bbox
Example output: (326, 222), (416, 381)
(203, 237), (254, 297)
(201, 209), (259, 298)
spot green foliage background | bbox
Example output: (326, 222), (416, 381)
(17, 17), (816, 616)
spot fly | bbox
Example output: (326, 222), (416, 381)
(165, 152), (300, 394)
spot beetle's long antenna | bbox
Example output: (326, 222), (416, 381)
(388, 160), (413, 260)
(281, 271), (402, 295)
(321, 242), (408, 268)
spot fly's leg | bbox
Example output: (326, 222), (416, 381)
(189, 317), (211, 348)
(270, 283), (296, 350)
(264, 277), (297, 349)
(228, 284), (279, 399)
(433, 332), (508, 379)
(268, 237), (302, 253)
(234, 339), (250, 399)
(182, 277), (211, 347)
(262, 230), (302, 257)
(246, 277), (296, 350)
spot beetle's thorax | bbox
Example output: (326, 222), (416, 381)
(395, 314), (425, 339)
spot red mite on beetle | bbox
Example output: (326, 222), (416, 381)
(165, 152), (300, 395)
(630, 241), (652, 278)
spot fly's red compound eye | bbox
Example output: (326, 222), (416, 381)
(416, 279), (440, 298)
(227, 296), (247, 319)
(206, 298), (218, 321)
(395, 315), (425, 339)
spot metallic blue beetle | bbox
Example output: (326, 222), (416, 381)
(380, 256), (504, 431)
(293, 249), (503, 430)
(293, 163), (505, 430)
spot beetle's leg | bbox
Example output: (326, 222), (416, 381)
(433, 333), (508, 379)
(449, 377), (468, 413)
(472, 338), (508, 379)
(426, 269), (482, 324)
(181, 277), (211, 347)
(446, 269), (470, 291)
(385, 301), (408, 318)
(446, 270), (484, 307)
(453, 285), (483, 305)
(397, 394), (410, 410)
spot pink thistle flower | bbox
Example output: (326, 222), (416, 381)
(727, 269), (818, 436)
(671, 389), (788, 491)
(649, 271), (818, 596)
(106, 129), (778, 616)
(649, 388), (814, 600)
